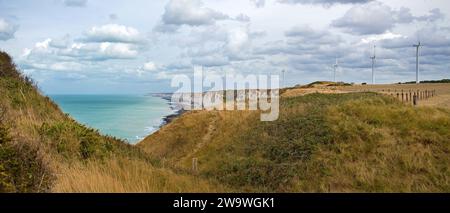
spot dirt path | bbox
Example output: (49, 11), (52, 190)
(181, 113), (219, 162)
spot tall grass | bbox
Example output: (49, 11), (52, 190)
(53, 156), (228, 193)
(0, 51), (226, 192)
(141, 93), (450, 192)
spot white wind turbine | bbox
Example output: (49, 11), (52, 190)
(413, 41), (422, 84)
(333, 58), (338, 82)
(370, 45), (376, 84)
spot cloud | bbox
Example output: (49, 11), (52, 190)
(161, 0), (229, 27)
(360, 31), (404, 44)
(109, 14), (119, 21)
(227, 27), (250, 55)
(331, 2), (395, 35)
(278, 0), (373, 7)
(380, 26), (450, 50)
(0, 18), (18, 41)
(83, 24), (142, 43)
(154, 0), (250, 33)
(23, 35), (139, 65)
(332, 2), (445, 35)
(49, 34), (72, 49)
(416, 8), (445, 22)
(191, 55), (229, 67)
(235, 14), (251, 22)
(63, 0), (87, 7)
(284, 25), (342, 45)
(61, 42), (138, 60)
(250, 0), (266, 8)
(143, 62), (157, 71)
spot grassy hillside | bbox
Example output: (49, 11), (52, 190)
(2, 50), (449, 192)
(140, 93), (450, 192)
(0, 51), (225, 192)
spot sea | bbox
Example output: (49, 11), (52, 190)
(49, 94), (175, 144)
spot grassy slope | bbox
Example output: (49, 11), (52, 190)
(2, 50), (449, 192)
(0, 52), (225, 192)
(140, 93), (450, 192)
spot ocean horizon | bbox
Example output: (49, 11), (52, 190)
(49, 94), (175, 144)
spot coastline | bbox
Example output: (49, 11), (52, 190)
(150, 93), (185, 128)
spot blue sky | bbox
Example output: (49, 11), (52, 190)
(0, 0), (449, 94)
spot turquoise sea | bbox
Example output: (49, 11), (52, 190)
(50, 95), (174, 144)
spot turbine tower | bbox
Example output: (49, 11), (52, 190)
(370, 45), (376, 84)
(333, 58), (338, 82)
(281, 69), (285, 88)
(413, 41), (422, 84)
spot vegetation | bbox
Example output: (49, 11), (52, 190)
(402, 79), (450, 84)
(1, 50), (449, 192)
(0, 51), (224, 192)
(140, 93), (450, 192)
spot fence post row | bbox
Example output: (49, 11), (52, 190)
(381, 89), (436, 105)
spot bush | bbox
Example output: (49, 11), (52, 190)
(0, 112), (53, 192)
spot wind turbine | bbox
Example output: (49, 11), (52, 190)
(333, 58), (338, 82)
(281, 69), (285, 88)
(413, 41), (422, 84)
(370, 45), (376, 84)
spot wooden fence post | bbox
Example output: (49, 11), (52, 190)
(192, 158), (198, 173)
(409, 91), (412, 103)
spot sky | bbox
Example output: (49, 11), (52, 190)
(0, 0), (449, 94)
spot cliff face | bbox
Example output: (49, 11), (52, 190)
(0, 51), (224, 192)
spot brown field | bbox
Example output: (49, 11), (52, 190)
(337, 83), (450, 109)
(283, 83), (450, 109)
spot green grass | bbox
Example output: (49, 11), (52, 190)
(141, 93), (450, 192)
(2, 50), (449, 192)
(0, 51), (225, 192)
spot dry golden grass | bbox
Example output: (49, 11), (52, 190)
(337, 83), (450, 109)
(282, 87), (347, 97)
(53, 156), (228, 193)
(3, 50), (449, 192)
(291, 101), (450, 192)
(140, 93), (450, 192)
(1, 51), (230, 193)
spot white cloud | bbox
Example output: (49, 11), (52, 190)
(360, 31), (405, 44)
(162, 0), (229, 26)
(63, 0), (87, 7)
(278, 0), (373, 7)
(7, 0), (450, 92)
(331, 2), (395, 35)
(25, 37), (139, 63)
(250, 0), (266, 8)
(35, 38), (52, 49)
(84, 24), (141, 43)
(0, 18), (18, 41)
(154, 0), (244, 33)
(98, 42), (138, 59)
(227, 27), (250, 54)
(191, 55), (229, 67)
(235, 14), (251, 22)
(143, 62), (157, 71)
(332, 2), (445, 35)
